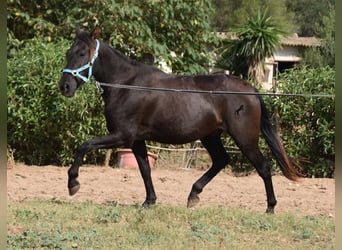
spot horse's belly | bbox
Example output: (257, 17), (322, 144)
(143, 115), (223, 144)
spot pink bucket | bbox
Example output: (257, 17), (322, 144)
(116, 149), (157, 169)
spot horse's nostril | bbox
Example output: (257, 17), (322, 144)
(63, 83), (70, 92)
(60, 83), (70, 94)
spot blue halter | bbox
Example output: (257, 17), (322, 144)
(63, 39), (100, 83)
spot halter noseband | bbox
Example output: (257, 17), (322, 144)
(63, 39), (100, 82)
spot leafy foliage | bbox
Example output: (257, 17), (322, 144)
(7, 39), (107, 165)
(211, 0), (295, 33)
(285, 0), (335, 36)
(272, 66), (335, 177)
(7, 0), (217, 74)
(301, 4), (335, 68)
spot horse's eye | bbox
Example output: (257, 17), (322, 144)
(80, 53), (86, 57)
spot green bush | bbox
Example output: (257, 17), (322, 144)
(220, 66), (335, 178)
(272, 66), (335, 177)
(7, 38), (107, 165)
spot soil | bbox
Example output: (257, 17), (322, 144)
(7, 163), (334, 217)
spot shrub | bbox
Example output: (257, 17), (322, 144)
(7, 38), (107, 165)
(221, 66), (335, 178)
(272, 66), (335, 177)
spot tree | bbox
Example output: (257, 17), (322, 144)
(302, 3), (335, 68)
(7, 0), (217, 74)
(211, 0), (296, 33)
(318, 4), (335, 68)
(285, 0), (334, 36)
(217, 10), (285, 85)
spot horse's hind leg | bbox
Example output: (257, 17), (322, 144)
(234, 138), (277, 213)
(187, 134), (230, 208)
(245, 147), (277, 213)
(131, 140), (157, 208)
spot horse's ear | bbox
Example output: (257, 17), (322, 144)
(92, 26), (101, 39)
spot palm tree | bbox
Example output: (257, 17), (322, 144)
(218, 10), (285, 86)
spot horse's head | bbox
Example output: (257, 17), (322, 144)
(59, 27), (100, 97)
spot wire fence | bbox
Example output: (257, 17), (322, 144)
(145, 142), (243, 169)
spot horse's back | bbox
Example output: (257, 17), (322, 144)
(185, 74), (263, 137)
(172, 74), (255, 90)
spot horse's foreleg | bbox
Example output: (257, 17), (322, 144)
(68, 134), (124, 196)
(187, 135), (230, 208)
(131, 140), (157, 208)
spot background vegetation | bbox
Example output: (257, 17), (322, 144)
(7, 39), (107, 165)
(7, 0), (217, 74)
(7, 0), (335, 177)
(211, 0), (295, 34)
(212, 0), (335, 69)
(273, 67), (335, 177)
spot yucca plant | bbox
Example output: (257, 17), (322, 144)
(218, 9), (286, 85)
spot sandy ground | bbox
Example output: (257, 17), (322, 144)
(7, 163), (334, 217)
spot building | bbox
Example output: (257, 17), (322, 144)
(263, 33), (321, 90)
(216, 32), (321, 90)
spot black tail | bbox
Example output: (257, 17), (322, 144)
(259, 96), (299, 181)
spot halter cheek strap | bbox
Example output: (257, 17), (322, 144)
(63, 39), (100, 83)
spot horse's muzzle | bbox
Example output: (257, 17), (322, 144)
(59, 74), (78, 97)
(59, 82), (71, 96)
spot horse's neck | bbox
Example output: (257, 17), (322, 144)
(95, 42), (168, 85)
(94, 42), (139, 84)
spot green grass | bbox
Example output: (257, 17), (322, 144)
(7, 200), (334, 249)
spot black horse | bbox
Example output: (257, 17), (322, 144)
(59, 27), (299, 213)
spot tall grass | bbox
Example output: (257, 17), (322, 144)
(8, 200), (334, 249)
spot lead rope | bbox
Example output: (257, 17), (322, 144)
(92, 81), (335, 98)
(94, 81), (104, 94)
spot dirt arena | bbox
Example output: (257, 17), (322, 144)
(7, 163), (334, 217)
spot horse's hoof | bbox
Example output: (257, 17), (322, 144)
(187, 196), (200, 208)
(265, 207), (274, 214)
(142, 199), (156, 208)
(69, 184), (80, 196)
